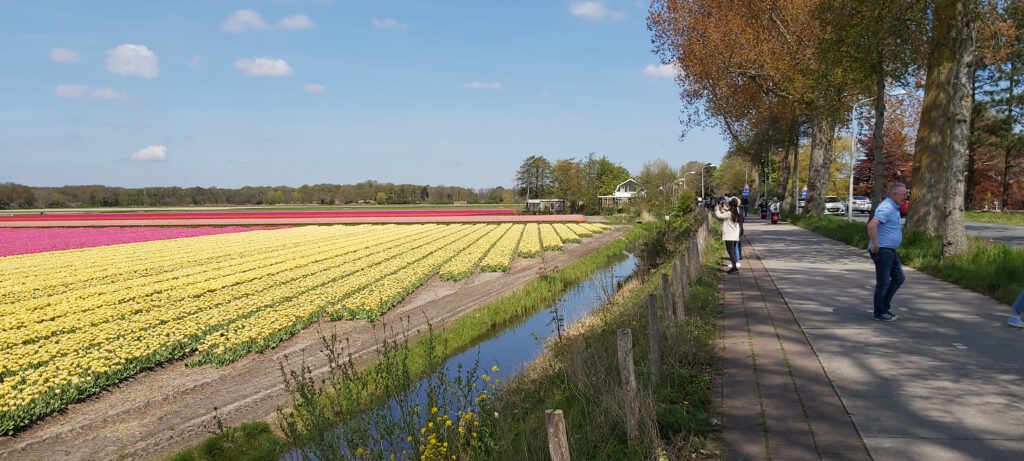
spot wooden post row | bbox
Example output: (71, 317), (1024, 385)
(545, 409), (571, 461)
(647, 293), (661, 386)
(617, 328), (640, 445)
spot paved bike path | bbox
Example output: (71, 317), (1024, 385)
(719, 219), (1024, 460)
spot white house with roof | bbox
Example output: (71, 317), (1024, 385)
(599, 178), (644, 208)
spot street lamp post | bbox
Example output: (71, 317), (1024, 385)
(700, 163), (716, 204)
(847, 88), (908, 221)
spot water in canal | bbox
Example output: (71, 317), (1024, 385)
(284, 252), (639, 460)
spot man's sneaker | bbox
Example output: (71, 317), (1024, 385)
(727, 267), (739, 274)
(1008, 315), (1024, 328)
(736, 262), (742, 268)
(874, 313), (899, 322)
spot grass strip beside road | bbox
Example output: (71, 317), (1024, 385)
(789, 214), (1024, 305)
(965, 211), (1024, 227)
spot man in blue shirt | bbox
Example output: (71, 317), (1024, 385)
(866, 182), (908, 321)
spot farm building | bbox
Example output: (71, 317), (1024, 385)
(525, 198), (566, 213)
(599, 178), (644, 208)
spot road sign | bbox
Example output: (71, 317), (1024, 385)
(742, 185), (750, 196)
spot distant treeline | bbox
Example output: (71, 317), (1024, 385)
(0, 181), (514, 209)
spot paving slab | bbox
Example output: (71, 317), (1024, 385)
(720, 218), (1024, 460)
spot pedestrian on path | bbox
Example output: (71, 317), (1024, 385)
(1009, 288), (1024, 328)
(866, 182), (908, 322)
(716, 197), (743, 274)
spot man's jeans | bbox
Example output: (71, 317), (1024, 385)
(870, 248), (905, 317)
(1012, 288), (1024, 316)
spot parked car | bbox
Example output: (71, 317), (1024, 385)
(850, 195), (872, 214)
(823, 196), (846, 215)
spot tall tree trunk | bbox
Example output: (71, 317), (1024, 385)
(909, 0), (976, 259)
(965, 71), (979, 211)
(1001, 59), (1017, 211)
(871, 53), (887, 210)
(786, 123), (801, 213)
(805, 115), (836, 216)
(776, 145), (792, 200)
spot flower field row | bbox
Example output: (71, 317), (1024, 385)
(0, 209), (516, 222)
(539, 223), (565, 251)
(0, 226), (285, 257)
(478, 224), (526, 272)
(0, 222), (608, 434)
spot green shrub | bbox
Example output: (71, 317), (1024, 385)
(164, 421), (283, 461)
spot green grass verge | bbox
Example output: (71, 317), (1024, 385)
(164, 421), (284, 461)
(486, 223), (723, 460)
(788, 214), (1024, 304)
(163, 224), (645, 461)
(965, 211), (1024, 227)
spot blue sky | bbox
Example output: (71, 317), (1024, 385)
(1, 0), (728, 189)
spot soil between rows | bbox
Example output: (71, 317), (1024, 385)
(0, 225), (628, 461)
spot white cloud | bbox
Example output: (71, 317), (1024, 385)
(643, 63), (679, 79)
(88, 88), (130, 101)
(131, 145), (167, 162)
(569, 1), (626, 21)
(54, 84), (129, 101)
(303, 83), (327, 94)
(278, 15), (313, 30)
(224, 10), (314, 32)
(55, 84), (88, 98)
(187, 56), (202, 68)
(371, 17), (407, 29)
(463, 81), (503, 90)
(50, 48), (79, 63)
(223, 9), (268, 32)
(106, 44), (159, 78)
(235, 57), (294, 77)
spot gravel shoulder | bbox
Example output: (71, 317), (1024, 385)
(0, 226), (628, 461)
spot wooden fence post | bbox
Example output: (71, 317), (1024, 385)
(545, 409), (571, 461)
(671, 260), (684, 314)
(661, 273), (676, 336)
(690, 239), (700, 280)
(680, 251), (691, 308)
(647, 293), (661, 385)
(617, 329), (639, 444)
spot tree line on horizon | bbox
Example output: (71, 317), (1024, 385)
(514, 153), (633, 214)
(0, 181), (515, 210)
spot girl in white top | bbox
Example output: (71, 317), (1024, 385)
(715, 197), (744, 273)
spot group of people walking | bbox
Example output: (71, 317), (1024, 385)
(712, 181), (1024, 327)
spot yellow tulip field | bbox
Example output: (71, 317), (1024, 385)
(0, 222), (608, 434)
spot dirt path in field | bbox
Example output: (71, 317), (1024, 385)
(0, 226), (629, 461)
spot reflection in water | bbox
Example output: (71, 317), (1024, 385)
(283, 253), (638, 460)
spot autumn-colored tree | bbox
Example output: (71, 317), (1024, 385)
(815, 0), (928, 207)
(908, 0), (984, 257)
(855, 94), (921, 196)
(972, 1), (1022, 210)
(649, 0), (851, 217)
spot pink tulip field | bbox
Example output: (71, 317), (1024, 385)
(0, 226), (285, 257)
